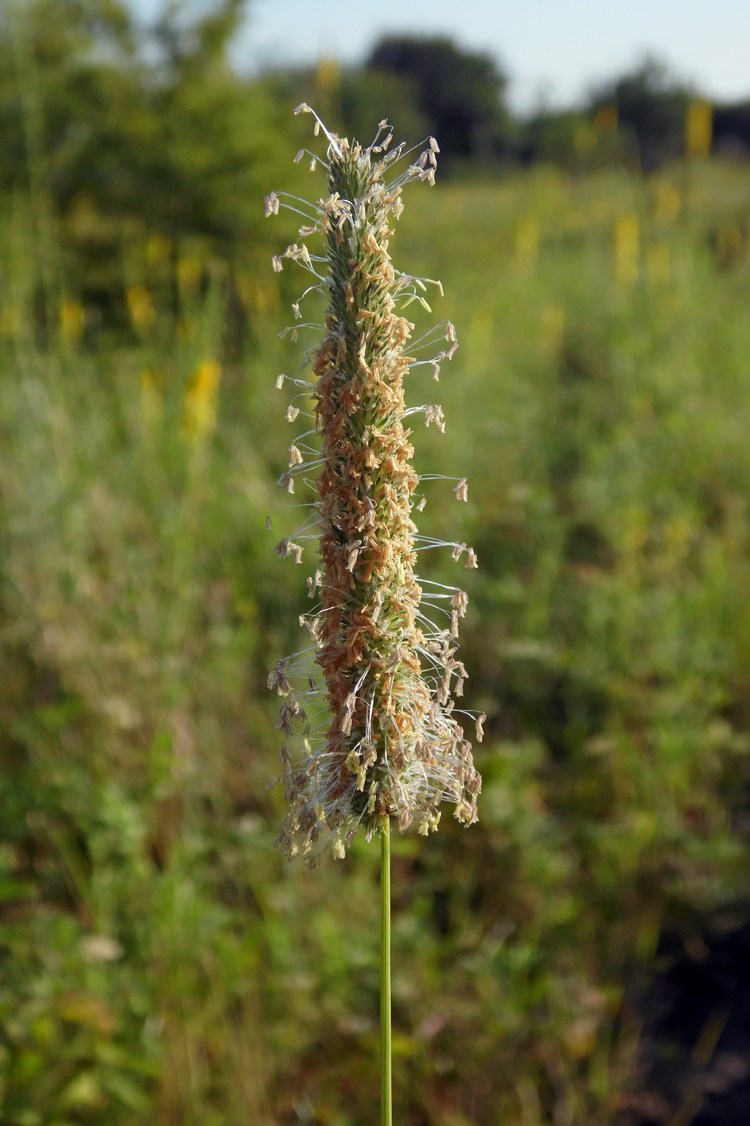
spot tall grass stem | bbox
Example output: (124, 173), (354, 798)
(380, 816), (392, 1126)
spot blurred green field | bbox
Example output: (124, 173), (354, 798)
(2, 148), (750, 1125)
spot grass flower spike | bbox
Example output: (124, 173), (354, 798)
(268, 107), (482, 864)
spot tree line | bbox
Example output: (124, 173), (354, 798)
(2, 0), (749, 322)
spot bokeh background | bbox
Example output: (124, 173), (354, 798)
(3, 2), (750, 1123)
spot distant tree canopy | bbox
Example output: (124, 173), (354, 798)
(713, 100), (750, 156)
(0, 0), (295, 318)
(366, 35), (511, 162)
(0, 0), (288, 243)
(337, 67), (430, 152)
(519, 108), (600, 170)
(587, 56), (694, 170)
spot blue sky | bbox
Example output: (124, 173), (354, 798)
(130, 0), (750, 111)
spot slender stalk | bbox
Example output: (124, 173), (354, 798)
(268, 104), (483, 1126)
(380, 815), (392, 1126)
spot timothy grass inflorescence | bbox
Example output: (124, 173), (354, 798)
(268, 107), (482, 864)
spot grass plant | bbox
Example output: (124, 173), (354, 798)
(1, 113), (750, 1119)
(267, 107), (482, 1122)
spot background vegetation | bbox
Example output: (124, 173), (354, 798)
(2, 1), (750, 1123)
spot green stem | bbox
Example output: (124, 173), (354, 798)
(380, 815), (392, 1126)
